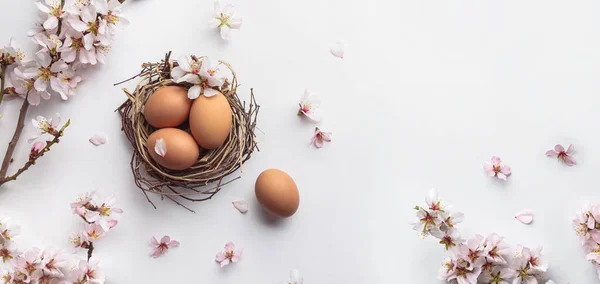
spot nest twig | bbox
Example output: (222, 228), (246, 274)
(116, 52), (259, 211)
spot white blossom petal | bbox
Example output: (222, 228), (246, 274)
(69, 18), (89, 32)
(43, 16), (59, 30)
(208, 18), (221, 29)
(515, 209), (534, 224)
(34, 77), (47, 92)
(220, 25), (231, 40)
(203, 88), (219, 97)
(35, 2), (51, 13)
(154, 138), (167, 157)
(89, 134), (108, 146)
(330, 41), (345, 59)
(178, 56), (192, 73)
(232, 200), (249, 213)
(188, 85), (201, 99)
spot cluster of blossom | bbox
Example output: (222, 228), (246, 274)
(2, 0), (127, 106)
(573, 203), (600, 279)
(412, 189), (550, 284)
(0, 217), (105, 284)
(171, 56), (226, 99)
(69, 191), (122, 250)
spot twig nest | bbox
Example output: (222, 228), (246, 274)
(117, 52), (259, 209)
(189, 91), (233, 150)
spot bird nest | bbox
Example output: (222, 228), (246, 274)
(116, 52), (259, 212)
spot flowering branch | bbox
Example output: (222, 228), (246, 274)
(0, 118), (70, 186)
(0, 0), (128, 188)
(411, 189), (551, 283)
(0, 191), (122, 283)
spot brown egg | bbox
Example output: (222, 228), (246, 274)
(189, 91), (233, 150)
(255, 169), (300, 218)
(144, 86), (192, 128)
(146, 128), (199, 171)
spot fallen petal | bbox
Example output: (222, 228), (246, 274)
(515, 209), (534, 224)
(155, 138), (167, 157)
(232, 200), (249, 213)
(89, 134), (107, 146)
(330, 41), (345, 58)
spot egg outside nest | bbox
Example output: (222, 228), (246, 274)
(117, 52), (260, 212)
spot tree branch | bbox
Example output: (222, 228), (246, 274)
(0, 98), (29, 179)
(0, 64), (6, 104)
(0, 119), (70, 186)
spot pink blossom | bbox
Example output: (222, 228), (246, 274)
(215, 241), (243, 267)
(431, 228), (464, 251)
(298, 89), (322, 122)
(483, 156), (511, 180)
(30, 141), (45, 155)
(85, 194), (122, 232)
(0, 241), (17, 263)
(546, 144), (576, 166)
(86, 223), (105, 241)
(310, 127), (331, 148)
(484, 233), (510, 264)
(150, 236), (180, 258)
(514, 209), (534, 225)
(68, 231), (88, 248)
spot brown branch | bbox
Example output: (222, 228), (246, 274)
(0, 119), (71, 186)
(0, 98), (30, 180)
(87, 242), (94, 261)
(0, 64), (6, 103)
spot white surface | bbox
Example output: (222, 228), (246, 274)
(0, 0), (599, 283)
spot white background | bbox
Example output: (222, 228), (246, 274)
(0, 0), (599, 283)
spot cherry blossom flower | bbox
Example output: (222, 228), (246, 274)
(297, 89), (322, 122)
(89, 134), (107, 146)
(68, 231), (88, 248)
(432, 228), (464, 251)
(545, 144), (576, 166)
(68, 5), (110, 46)
(150, 236), (180, 258)
(215, 241), (243, 267)
(74, 258), (105, 284)
(0, 218), (21, 243)
(483, 156), (511, 181)
(28, 113), (61, 143)
(484, 233), (510, 264)
(514, 209), (534, 225)
(172, 56), (224, 99)
(36, 0), (65, 30)
(21, 52), (69, 105)
(412, 207), (440, 237)
(59, 30), (97, 65)
(15, 247), (42, 277)
(439, 257), (457, 281)
(280, 269), (303, 284)
(31, 141), (45, 155)
(330, 41), (345, 59)
(85, 194), (123, 232)
(37, 249), (66, 278)
(96, 0), (129, 35)
(86, 223), (105, 241)
(425, 188), (447, 213)
(209, 1), (242, 40)
(154, 138), (167, 158)
(0, 38), (25, 66)
(232, 200), (249, 213)
(511, 252), (541, 284)
(450, 258), (482, 284)
(0, 241), (17, 263)
(439, 211), (464, 232)
(71, 191), (95, 217)
(310, 127), (332, 148)
(478, 266), (516, 284)
(455, 235), (486, 267)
